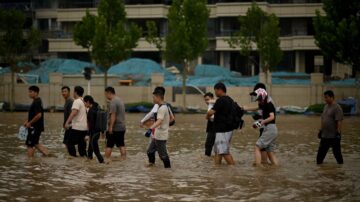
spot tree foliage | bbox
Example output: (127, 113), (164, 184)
(0, 9), (41, 111)
(227, 2), (282, 73)
(313, 0), (360, 74)
(73, 0), (142, 86)
(165, 0), (209, 65)
(164, 0), (209, 109)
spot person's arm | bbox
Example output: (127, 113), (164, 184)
(261, 112), (275, 125)
(141, 111), (154, 125)
(206, 109), (215, 120)
(336, 120), (342, 133)
(108, 112), (116, 134)
(25, 113), (42, 128)
(243, 105), (259, 112)
(64, 109), (78, 129)
(149, 118), (163, 130)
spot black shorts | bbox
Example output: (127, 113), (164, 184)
(25, 128), (41, 147)
(106, 131), (125, 148)
(68, 129), (88, 145)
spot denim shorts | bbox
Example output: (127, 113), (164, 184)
(213, 131), (233, 155)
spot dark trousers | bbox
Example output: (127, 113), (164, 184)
(67, 129), (87, 157)
(205, 131), (216, 156)
(147, 139), (171, 168)
(317, 138), (343, 164)
(88, 132), (104, 163)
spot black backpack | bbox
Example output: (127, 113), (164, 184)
(95, 108), (108, 132)
(231, 100), (245, 130)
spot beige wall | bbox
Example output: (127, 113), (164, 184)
(0, 73), (357, 110)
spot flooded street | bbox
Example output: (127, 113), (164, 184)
(0, 112), (359, 201)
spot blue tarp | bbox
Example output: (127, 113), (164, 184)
(194, 64), (240, 77)
(328, 78), (356, 86)
(0, 67), (10, 75)
(28, 59), (102, 83)
(337, 98), (357, 115)
(108, 58), (172, 86)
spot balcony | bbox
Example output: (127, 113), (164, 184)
(48, 38), (158, 52)
(216, 35), (317, 51)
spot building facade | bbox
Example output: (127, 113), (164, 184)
(0, 0), (353, 78)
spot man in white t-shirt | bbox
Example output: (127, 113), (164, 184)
(145, 87), (171, 168)
(64, 86), (88, 157)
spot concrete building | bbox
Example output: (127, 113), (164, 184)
(0, 0), (353, 79)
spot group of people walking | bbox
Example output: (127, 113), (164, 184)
(23, 81), (344, 168)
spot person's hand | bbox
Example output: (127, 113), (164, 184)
(64, 122), (70, 130)
(144, 129), (152, 138)
(24, 122), (31, 128)
(100, 132), (105, 139)
(108, 128), (113, 135)
(85, 136), (89, 141)
(336, 131), (341, 139)
(317, 130), (322, 139)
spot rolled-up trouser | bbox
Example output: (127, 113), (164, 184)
(147, 139), (171, 168)
(205, 131), (216, 156)
(88, 132), (104, 163)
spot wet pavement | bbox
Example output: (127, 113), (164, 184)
(0, 112), (359, 201)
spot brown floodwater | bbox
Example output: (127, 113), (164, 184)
(0, 112), (359, 201)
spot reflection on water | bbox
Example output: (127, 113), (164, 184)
(0, 112), (359, 201)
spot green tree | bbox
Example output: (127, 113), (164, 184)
(73, 0), (142, 87)
(73, 10), (96, 53)
(0, 9), (41, 111)
(313, 0), (360, 76)
(146, 0), (209, 110)
(227, 2), (282, 83)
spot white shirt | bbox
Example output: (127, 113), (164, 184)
(154, 105), (170, 140)
(71, 98), (88, 131)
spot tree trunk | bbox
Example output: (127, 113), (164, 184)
(354, 63), (360, 114)
(10, 70), (15, 112)
(182, 62), (188, 112)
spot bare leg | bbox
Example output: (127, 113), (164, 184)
(261, 151), (268, 164)
(254, 146), (263, 167)
(119, 146), (126, 160)
(214, 154), (222, 165)
(267, 152), (279, 166)
(27, 147), (35, 157)
(223, 154), (235, 165)
(105, 148), (112, 163)
(35, 144), (49, 156)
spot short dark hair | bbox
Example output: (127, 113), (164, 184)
(152, 86), (165, 96)
(83, 95), (94, 104)
(324, 90), (335, 98)
(105, 86), (115, 94)
(214, 82), (226, 93)
(253, 83), (266, 91)
(74, 86), (84, 97)
(61, 86), (70, 91)
(29, 85), (39, 93)
(204, 92), (214, 98)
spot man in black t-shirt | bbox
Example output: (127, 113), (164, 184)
(206, 82), (235, 165)
(24, 86), (49, 157)
(244, 88), (279, 167)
